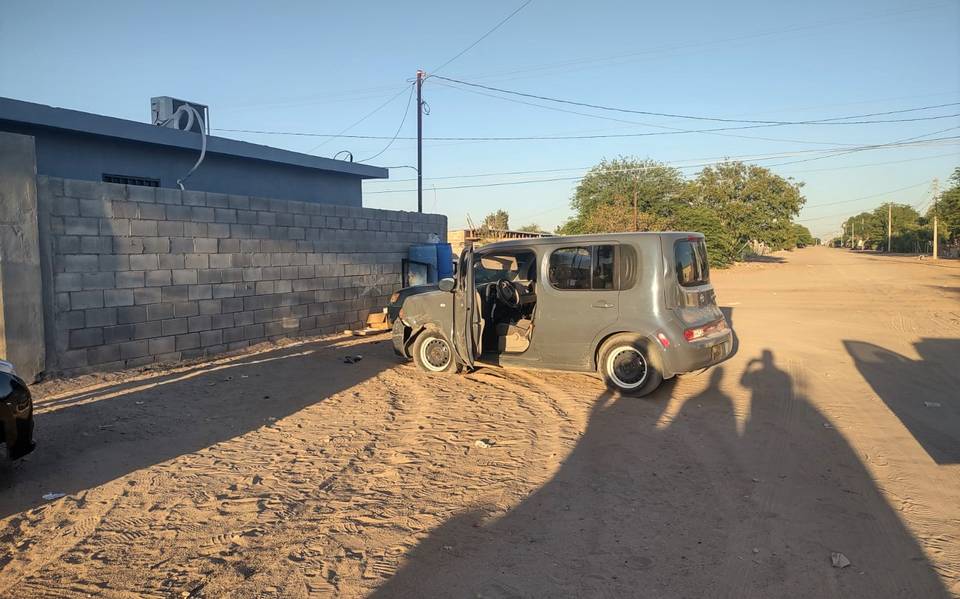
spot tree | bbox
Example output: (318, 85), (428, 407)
(930, 167), (960, 244)
(517, 223), (543, 233)
(685, 161), (806, 251)
(482, 210), (509, 231)
(558, 158), (684, 234)
(669, 204), (737, 267)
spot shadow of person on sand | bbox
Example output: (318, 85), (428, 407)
(371, 350), (948, 598)
(0, 337), (395, 518)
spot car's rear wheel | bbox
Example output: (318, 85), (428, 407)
(412, 330), (461, 374)
(598, 334), (663, 396)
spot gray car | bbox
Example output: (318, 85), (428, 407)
(391, 232), (733, 396)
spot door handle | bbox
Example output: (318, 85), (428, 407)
(592, 301), (615, 309)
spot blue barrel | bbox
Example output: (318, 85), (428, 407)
(436, 243), (454, 280)
(409, 244), (439, 283)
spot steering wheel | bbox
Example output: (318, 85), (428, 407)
(496, 279), (522, 309)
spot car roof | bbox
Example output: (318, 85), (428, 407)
(476, 231), (703, 252)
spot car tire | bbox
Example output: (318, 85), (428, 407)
(598, 334), (663, 396)
(412, 330), (461, 374)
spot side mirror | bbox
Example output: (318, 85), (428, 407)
(438, 278), (455, 292)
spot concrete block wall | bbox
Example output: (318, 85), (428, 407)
(37, 176), (446, 375)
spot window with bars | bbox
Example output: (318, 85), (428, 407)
(102, 173), (160, 187)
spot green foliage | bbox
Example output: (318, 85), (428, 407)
(516, 223), (543, 233)
(930, 167), (960, 243)
(843, 203), (924, 252)
(482, 209), (509, 231)
(557, 158), (807, 267)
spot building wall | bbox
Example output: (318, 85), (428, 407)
(36, 176), (445, 375)
(1, 123), (364, 206)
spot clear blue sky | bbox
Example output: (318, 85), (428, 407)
(2, 0), (958, 239)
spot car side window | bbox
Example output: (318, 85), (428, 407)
(549, 245), (618, 290)
(549, 247), (592, 289)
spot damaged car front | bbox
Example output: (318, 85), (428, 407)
(0, 360), (35, 460)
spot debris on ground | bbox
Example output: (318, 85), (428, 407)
(923, 401), (941, 408)
(831, 552), (851, 568)
(474, 439), (496, 449)
(343, 355), (364, 364)
(42, 492), (66, 501)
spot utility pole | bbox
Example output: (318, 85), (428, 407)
(852, 219), (856, 249)
(416, 69), (424, 214)
(932, 178), (940, 260)
(887, 203), (892, 253)
(633, 188), (639, 232)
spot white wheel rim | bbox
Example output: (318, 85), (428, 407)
(420, 337), (452, 372)
(606, 346), (648, 389)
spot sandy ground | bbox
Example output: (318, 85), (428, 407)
(0, 246), (957, 598)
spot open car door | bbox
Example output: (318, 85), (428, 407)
(452, 247), (478, 367)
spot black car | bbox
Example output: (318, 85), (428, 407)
(0, 360), (35, 460)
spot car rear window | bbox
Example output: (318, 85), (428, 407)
(675, 238), (710, 287)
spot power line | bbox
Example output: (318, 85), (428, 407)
(795, 182), (932, 221)
(364, 141), (957, 195)
(304, 85), (413, 153)
(765, 125), (960, 168)
(431, 0), (534, 74)
(431, 75), (960, 126)
(358, 83), (415, 162)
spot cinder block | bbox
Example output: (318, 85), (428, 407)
(199, 329), (222, 347)
(116, 270), (145, 288)
(242, 268), (262, 282)
(127, 186), (156, 204)
(159, 254), (185, 270)
(170, 238), (194, 254)
(274, 280), (292, 294)
(255, 281), (275, 295)
(188, 284), (212, 300)
(172, 269), (199, 285)
(98, 254), (129, 271)
(85, 307), (117, 327)
(162, 318), (188, 336)
(104, 324), (135, 344)
(221, 297), (244, 313)
(183, 222), (208, 237)
(188, 315), (212, 332)
(59, 310), (85, 330)
(206, 192), (230, 208)
(198, 269), (223, 284)
(63, 254), (99, 272)
(140, 204), (167, 221)
(167, 205), (191, 221)
(59, 349), (89, 369)
(134, 287), (162, 305)
(182, 190), (206, 206)
(191, 206), (215, 222)
(222, 326), (245, 343)
(161, 285), (189, 302)
(71, 290), (104, 310)
(145, 270), (172, 287)
(130, 254), (159, 270)
(146, 303), (175, 321)
(237, 210), (258, 225)
(56, 272), (83, 292)
(211, 283), (235, 298)
(221, 268), (243, 283)
(70, 327), (103, 349)
(197, 299), (221, 315)
(243, 324), (265, 340)
(79, 236), (111, 254)
(113, 237), (145, 254)
(79, 199), (113, 218)
(184, 253), (208, 269)
(214, 208), (237, 224)
(172, 301), (198, 318)
(111, 201), (140, 219)
(149, 336), (176, 355)
(218, 238), (240, 253)
(194, 238), (218, 253)
(175, 333), (200, 351)
(234, 310), (254, 326)
(211, 313), (234, 329)
(239, 239), (260, 253)
(117, 305), (147, 324)
(120, 340), (150, 359)
(134, 320), (162, 339)
(64, 179), (104, 199)
(52, 196), (79, 216)
(208, 254), (232, 269)
(87, 345), (121, 365)
(157, 220), (184, 237)
(142, 237), (170, 253)
(104, 289), (134, 307)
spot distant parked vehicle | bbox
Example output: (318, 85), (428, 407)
(391, 232), (733, 396)
(0, 360), (35, 459)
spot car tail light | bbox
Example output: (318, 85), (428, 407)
(683, 319), (727, 342)
(656, 332), (671, 348)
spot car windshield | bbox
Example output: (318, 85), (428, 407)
(474, 252), (535, 284)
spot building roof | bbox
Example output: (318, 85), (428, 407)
(0, 96), (387, 180)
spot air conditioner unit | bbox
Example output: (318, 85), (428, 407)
(151, 96), (209, 134)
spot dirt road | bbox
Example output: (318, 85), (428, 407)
(1, 246), (957, 598)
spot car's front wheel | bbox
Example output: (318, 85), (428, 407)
(412, 330), (461, 374)
(598, 334), (663, 396)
